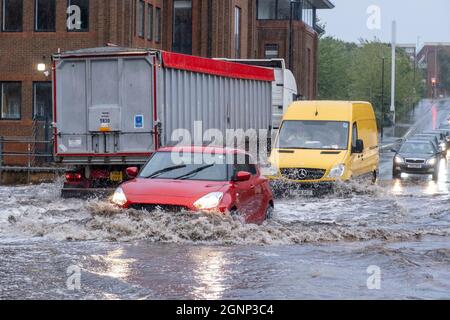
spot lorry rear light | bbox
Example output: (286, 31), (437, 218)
(65, 173), (82, 181)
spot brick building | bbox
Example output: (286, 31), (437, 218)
(0, 0), (334, 165)
(417, 43), (450, 99)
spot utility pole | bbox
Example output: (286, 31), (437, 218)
(390, 21), (397, 124)
(381, 57), (385, 140)
(414, 37), (420, 91)
(434, 46), (438, 100)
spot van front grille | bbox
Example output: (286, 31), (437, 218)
(281, 168), (326, 181)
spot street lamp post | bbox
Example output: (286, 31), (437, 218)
(381, 57), (385, 140)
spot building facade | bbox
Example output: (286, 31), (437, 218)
(0, 0), (333, 165)
(417, 43), (450, 99)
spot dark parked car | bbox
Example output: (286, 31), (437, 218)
(392, 140), (441, 181)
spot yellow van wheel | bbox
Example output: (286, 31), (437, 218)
(371, 170), (378, 183)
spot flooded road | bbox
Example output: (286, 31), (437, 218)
(1, 100), (450, 299)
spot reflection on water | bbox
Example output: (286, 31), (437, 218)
(393, 179), (403, 194)
(438, 158), (448, 184)
(90, 248), (136, 280)
(191, 248), (229, 300)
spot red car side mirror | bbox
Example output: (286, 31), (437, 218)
(126, 167), (139, 178)
(233, 171), (251, 182)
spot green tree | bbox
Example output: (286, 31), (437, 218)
(318, 37), (424, 123)
(318, 37), (355, 100)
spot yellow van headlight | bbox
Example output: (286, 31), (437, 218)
(328, 164), (345, 178)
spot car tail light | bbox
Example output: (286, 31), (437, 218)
(65, 173), (82, 181)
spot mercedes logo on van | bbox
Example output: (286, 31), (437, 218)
(298, 169), (308, 179)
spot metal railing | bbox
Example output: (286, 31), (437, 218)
(0, 136), (54, 170)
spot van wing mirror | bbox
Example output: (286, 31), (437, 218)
(352, 139), (364, 154)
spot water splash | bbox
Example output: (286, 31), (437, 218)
(1, 182), (449, 245)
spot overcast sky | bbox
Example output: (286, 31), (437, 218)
(319, 0), (450, 45)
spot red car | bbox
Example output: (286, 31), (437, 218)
(111, 146), (274, 224)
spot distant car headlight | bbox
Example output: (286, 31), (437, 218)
(427, 157), (437, 165)
(394, 156), (404, 164)
(193, 192), (224, 210)
(327, 164), (345, 178)
(112, 187), (127, 206)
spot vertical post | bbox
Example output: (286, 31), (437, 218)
(390, 21), (397, 124)
(0, 136), (3, 183)
(413, 45), (417, 117)
(0, 136), (3, 168)
(289, 1), (294, 70)
(434, 46), (438, 100)
(27, 143), (31, 184)
(381, 57), (385, 140)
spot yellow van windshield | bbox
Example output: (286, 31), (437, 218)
(276, 120), (350, 150)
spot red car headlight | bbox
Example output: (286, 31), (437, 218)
(193, 192), (224, 210)
(112, 187), (127, 206)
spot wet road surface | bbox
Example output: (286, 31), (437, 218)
(1, 100), (450, 299)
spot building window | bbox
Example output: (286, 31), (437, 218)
(172, 0), (192, 54)
(147, 4), (153, 41)
(155, 7), (161, 43)
(277, 0), (291, 20)
(33, 82), (52, 120)
(2, 0), (23, 32)
(257, 0), (276, 19)
(35, 0), (56, 32)
(303, 0), (314, 27)
(67, 0), (89, 31)
(136, 0), (145, 38)
(264, 44), (279, 59)
(0, 82), (21, 120)
(257, 0), (303, 21)
(234, 6), (241, 58)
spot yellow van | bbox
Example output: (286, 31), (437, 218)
(267, 101), (379, 183)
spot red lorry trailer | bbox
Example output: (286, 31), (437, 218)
(52, 47), (275, 197)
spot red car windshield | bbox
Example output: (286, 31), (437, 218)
(139, 151), (229, 181)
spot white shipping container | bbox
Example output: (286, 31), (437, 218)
(52, 47), (275, 165)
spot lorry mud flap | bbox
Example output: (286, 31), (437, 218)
(270, 180), (333, 198)
(61, 188), (115, 199)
